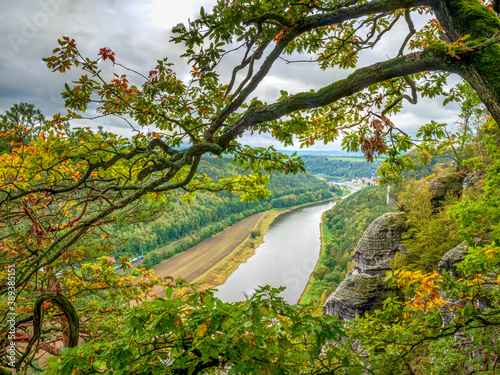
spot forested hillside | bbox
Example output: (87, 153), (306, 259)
(301, 155), (380, 180)
(302, 152), (454, 305)
(302, 186), (393, 305)
(347, 120), (500, 374)
(106, 157), (336, 265)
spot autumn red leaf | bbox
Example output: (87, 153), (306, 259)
(273, 30), (284, 42)
(98, 47), (116, 63)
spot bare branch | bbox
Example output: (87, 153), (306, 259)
(398, 9), (416, 57)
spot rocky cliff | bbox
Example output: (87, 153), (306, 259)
(323, 212), (407, 321)
(438, 242), (469, 280)
(437, 243), (469, 326)
(438, 242), (495, 327)
(428, 173), (465, 206)
(323, 173), (468, 322)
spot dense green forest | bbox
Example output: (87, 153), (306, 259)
(301, 155), (380, 179)
(106, 157), (343, 268)
(302, 186), (393, 305)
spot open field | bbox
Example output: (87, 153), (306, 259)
(151, 212), (265, 284)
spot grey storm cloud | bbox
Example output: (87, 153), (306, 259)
(0, 0), (461, 149)
(0, 0), (195, 114)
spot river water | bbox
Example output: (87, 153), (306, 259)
(215, 183), (360, 304)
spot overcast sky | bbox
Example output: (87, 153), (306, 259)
(1, 0), (462, 151)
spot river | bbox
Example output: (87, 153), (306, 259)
(215, 182), (360, 304)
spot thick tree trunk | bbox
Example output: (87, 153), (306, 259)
(433, 0), (500, 122)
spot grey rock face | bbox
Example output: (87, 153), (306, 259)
(323, 212), (407, 321)
(428, 173), (465, 206)
(438, 243), (469, 326)
(439, 243), (495, 327)
(438, 242), (468, 280)
(323, 271), (398, 321)
(352, 213), (407, 275)
(463, 172), (479, 190)
(462, 171), (485, 195)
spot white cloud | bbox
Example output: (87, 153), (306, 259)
(0, 0), (464, 151)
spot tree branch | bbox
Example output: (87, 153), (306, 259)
(16, 293), (79, 371)
(398, 9), (416, 57)
(210, 0), (432, 135)
(218, 48), (454, 146)
(244, 13), (292, 27)
(382, 75), (418, 115)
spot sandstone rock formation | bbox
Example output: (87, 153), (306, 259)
(323, 174), (468, 322)
(322, 273), (395, 321)
(438, 243), (468, 327)
(428, 173), (465, 206)
(438, 242), (494, 326)
(323, 212), (407, 321)
(462, 172), (480, 190)
(351, 212), (407, 275)
(438, 242), (468, 280)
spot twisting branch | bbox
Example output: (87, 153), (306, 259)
(365, 13), (384, 40)
(217, 48), (452, 146)
(16, 293), (79, 371)
(210, 0), (431, 136)
(13, 152), (204, 291)
(227, 41), (271, 100)
(230, 41), (271, 100)
(0, 137), (179, 205)
(225, 41), (257, 97)
(372, 13), (399, 45)
(382, 75), (418, 115)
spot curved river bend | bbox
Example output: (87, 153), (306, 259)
(215, 183), (359, 304)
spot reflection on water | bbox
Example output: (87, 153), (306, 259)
(215, 183), (359, 304)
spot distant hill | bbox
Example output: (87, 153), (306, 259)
(301, 155), (380, 180)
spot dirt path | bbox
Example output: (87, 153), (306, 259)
(151, 212), (265, 283)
